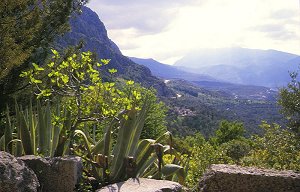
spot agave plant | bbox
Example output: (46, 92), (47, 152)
(0, 100), (72, 157)
(73, 98), (186, 187)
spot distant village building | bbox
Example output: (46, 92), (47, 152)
(174, 107), (196, 117)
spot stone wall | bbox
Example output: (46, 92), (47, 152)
(0, 151), (82, 192)
(19, 155), (82, 192)
(2, 152), (300, 192)
(199, 164), (300, 192)
(0, 152), (39, 192)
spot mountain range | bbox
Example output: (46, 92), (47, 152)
(130, 57), (278, 101)
(174, 47), (300, 87)
(129, 57), (216, 82)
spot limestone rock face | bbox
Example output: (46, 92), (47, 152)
(19, 155), (82, 192)
(0, 151), (39, 192)
(55, 6), (175, 97)
(97, 178), (182, 192)
(199, 164), (300, 192)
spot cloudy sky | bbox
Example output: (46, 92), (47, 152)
(87, 0), (300, 64)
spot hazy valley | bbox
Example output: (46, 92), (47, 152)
(54, 6), (293, 137)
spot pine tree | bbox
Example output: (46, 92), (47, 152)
(0, 0), (88, 111)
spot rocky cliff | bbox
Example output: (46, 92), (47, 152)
(55, 7), (173, 97)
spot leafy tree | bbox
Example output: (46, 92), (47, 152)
(182, 133), (231, 189)
(20, 49), (168, 140)
(140, 88), (168, 139)
(220, 138), (251, 163)
(242, 122), (300, 170)
(210, 120), (245, 145)
(0, 0), (88, 111)
(20, 50), (140, 138)
(278, 71), (300, 136)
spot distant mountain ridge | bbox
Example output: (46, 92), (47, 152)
(174, 47), (300, 87)
(129, 57), (217, 82)
(55, 7), (173, 96)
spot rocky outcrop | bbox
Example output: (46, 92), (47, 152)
(18, 155), (82, 192)
(97, 178), (182, 192)
(199, 164), (300, 192)
(55, 7), (175, 97)
(0, 151), (39, 192)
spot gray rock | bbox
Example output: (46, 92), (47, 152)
(0, 151), (39, 192)
(97, 178), (182, 192)
(199, 164), (300, 192)
(19, 155), (82, 192)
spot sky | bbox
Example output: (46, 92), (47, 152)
(87, 0), (300, 64)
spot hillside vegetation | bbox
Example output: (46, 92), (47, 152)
(0, 3), (299, 191)
(163, 80), (283, 137)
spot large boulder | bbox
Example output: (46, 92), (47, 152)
(19, 155), (82, 192)
(199, 164), (300, 192)
(97, 178), (182, 192)
(0, 151), (39, 192)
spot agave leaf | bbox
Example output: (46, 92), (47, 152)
(14, 103), (23, 156)
(44, 101), (52, 156)
(74, 130), (92, 155)
(37, 100), (46, 154)
(91, 137), (104, 155)
(142, 163), (159, 178)
(128, 99), (150, 156)
(4, 106), (12, 153)
(15, 103), (33, 155)
(54, 109), (72, 157)
(28, 100), (36, 154)
(90, 118), (119, 156)
(0, 135), (5, 151)
(51, 103), (61, 157)
(135, 139), (155, 162)
(19, 110), (33, 155)
(74, 130), (101, 181)
(8, 139), (23, 157)
(135, 139), (155, 175)
(161, 164), (185, 185)
(83, 124), (95, 144)
(111, 99), (151, 181)
(138, 153), (158, 177)
(104, 119), (119, 157)
(110, 109), (138, 180)
(155, 131), (172, 144)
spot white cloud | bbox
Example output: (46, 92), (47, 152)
(88, 0), (300, 64)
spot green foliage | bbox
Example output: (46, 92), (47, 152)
(182, 133), (230, 189)
(179, 121), (249, 188)
(0, 100), (71, 157)
(0, 0), (88, 112)
(241, 122), (300, 170)
(220, 138), (251, 163)
(140, 88), (168, 139)
(278, 71), (300, 136)
(12, 49), (176, 189)
(73, 99), (185, 188)
(21, 50), (139, 133)
(165, 79), (283, 137)
(20, 50), (167, 141)
(210, 120), (245, 145)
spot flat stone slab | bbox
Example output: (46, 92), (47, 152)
(97, 178), (182, 192)
(199, 164), (300, 192)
